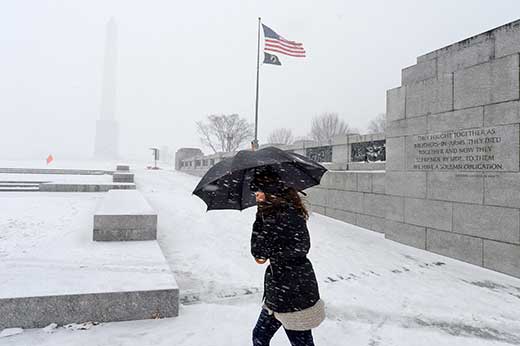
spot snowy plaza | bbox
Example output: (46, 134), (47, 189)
(4, 2), (520, 345)
(1, 166), (520, 345)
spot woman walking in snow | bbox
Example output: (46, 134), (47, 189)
(250, 168), (325, 346)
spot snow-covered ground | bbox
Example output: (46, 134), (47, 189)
(1, 168), (520, 345)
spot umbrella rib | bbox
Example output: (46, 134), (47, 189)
(237, 169), (247, 210)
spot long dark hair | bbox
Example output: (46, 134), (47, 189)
(258, 187), (309, 220)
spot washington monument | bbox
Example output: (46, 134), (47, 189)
(94, 17), (119, 158)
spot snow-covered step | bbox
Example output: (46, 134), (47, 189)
(113, 172), (134, 183)
(93, 190), (157, 241)
(0, 168), (110, 175)
(39, 182), (136, 192)
(0, 241), (179, 329)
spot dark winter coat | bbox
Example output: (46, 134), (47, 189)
(251, 204), (320, 313)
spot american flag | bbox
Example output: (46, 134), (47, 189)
(262, 24), (306, 58)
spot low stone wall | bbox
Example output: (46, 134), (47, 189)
(176, 133), (386, 176)
(306, 171), (387, 234)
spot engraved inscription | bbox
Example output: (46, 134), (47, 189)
(407, 126), (519, 171)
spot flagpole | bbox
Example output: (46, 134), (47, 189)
(252, 17), (261, 151)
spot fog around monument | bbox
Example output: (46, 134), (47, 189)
(1, 0), (520, 160)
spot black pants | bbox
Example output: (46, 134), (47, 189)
(252, 308), (315, 346)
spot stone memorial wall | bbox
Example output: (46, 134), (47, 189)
(384, 19), (520, 278)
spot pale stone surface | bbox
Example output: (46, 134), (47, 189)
(453, 204), (520, 244)
(385, 171), (426, 198)
(426, 228), (483, 266)
(427, 107), (484, 133)
(311, 205), (326, 215)
(436, 39), (494, 75)
(321, 171), (357, 191)
(405, 75), (453, 118)
(454, 54), (520, 109)
(371, 173), (385, 194)
(93, 190), (157, 241)
(357, 173), (372, 192)
(355, 214), (385, 234)
(483, 239), (520, 278)
(306, 187), (328, 207)
(325, 207), (357, 225)
(485, 173), (520, 208)
(386, 87), (405, 122)
(0, 289), (178, 329)
(494, 21), (520, 58)
(404, 197), (452, 231)
(386, 116), (427, 138)
(384, 220), (426, 249)
(385, 137), (405, 171)
(113, 172), (134, 183)
(327, 190), (364, 213)
(401, 59), (437, 85)
(40, 183), (136, 192)
(347, 162), (385, 171)
(363, 193), (404, 222)
(116, 164), (130, 171)
(331, 144), (348, 163)
(427, 172), (484, 204)
(484, 100), (520, 126)
(416, 31), (493, 64)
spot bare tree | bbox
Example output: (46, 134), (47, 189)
(309, 112), (354, 143)
(267, 128), (294, 145)
(196, 114), (253, 153)
(367, 113), (386, 134)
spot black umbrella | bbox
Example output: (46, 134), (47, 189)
(192, 146), (327, 211)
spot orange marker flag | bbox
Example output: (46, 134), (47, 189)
(46, 154), (54, 165)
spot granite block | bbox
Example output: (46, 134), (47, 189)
(385, 171), (426, 198)
(355, 214), (386, 234)
(426, 228), (483, 266)
(404, 197), (452, 231)
(427, 107), (484, 133)
(454, 54), (520, 109)
(405, 75), (453, 118)
(325, 208), (357, 224)
(384, 220), (427, 249)
(385, 137), (405, 171)
(484, 101), (520, 126)
(357, 173), (373, 192)
(401, 59), (437, 85)
(386, 116), (427, 138)
(327, 190), (364, 213)
(483, 239), (520, 278)
(427, 172), (484, 204)
(372, 173), (386, 194)
(386, 87), (406, 122)
(485, 173), (520, 208)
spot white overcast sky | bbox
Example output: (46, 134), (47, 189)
(1, 1), (520, 159)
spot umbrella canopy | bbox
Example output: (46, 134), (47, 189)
(192, 146), (327, 211)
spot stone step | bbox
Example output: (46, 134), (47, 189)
(39, 183), (136, 192)
(0, 186), (39, 192)
(116, 164), (130, 171)
(0, 241), (178, 329)
(93, 190), (157, 241)
(113, 172), (134, 183)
